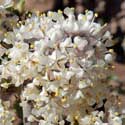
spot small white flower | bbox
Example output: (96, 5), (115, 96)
(86, 11), (94, 21)
(104, 53), (113, 63)
(74, 90), (84, 99)
(78, 80), (89, 89)
(47, 28), (64, 42)
(65, 71), (74, 80)
(64, 7), (74, 16)
(74, 36), (88, 51)
(28, 115), (36, 122)
(59, 120), (65, 125)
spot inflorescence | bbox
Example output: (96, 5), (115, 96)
(0, 7), (122, 125)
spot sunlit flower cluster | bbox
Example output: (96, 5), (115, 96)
(0, 7), (122, 124)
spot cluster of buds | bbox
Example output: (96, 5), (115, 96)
(0, 7), (122, 125)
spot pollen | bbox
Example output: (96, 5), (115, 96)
(95, 13), (98, 17)
(58, 10), (63, 14)
(61, 97), (67, 103)
(30, 44), (34, 48)
(109, 49), (114, 53)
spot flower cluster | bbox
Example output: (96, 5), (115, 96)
(0, 99), (15, 125)
(79, 109), (122, 125)
(0, 7), (122, 124)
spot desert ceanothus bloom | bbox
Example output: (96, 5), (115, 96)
(0, 7), (122, 124)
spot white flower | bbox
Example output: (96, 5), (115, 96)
(108, 109), (122, 125)
(64, 7), (74, 17)
(22, 85), (40, 100)
(74, 90), (84, 99)
(27, 115), (36, 122)
(64, 71), (74, 80)
(74, 36), (88, 51)
(85, 11), (94, 21)
(104, 53), (113, 63)
(8, 42), (29, 60)
(59, 120), (65, 125)
(78, 80), (91, 89)
(0, 45), (6, 56)
(109, 117), (122, 125)
(47, 27), (64, 42)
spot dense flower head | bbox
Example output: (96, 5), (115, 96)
(0, 7), (122, 124)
